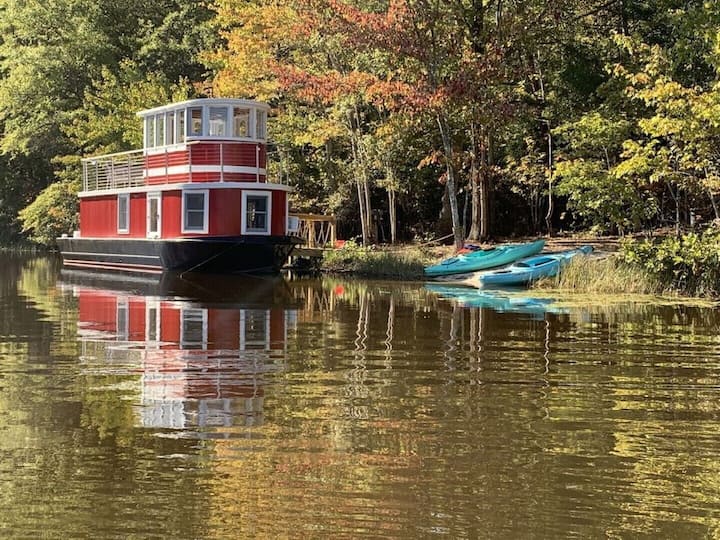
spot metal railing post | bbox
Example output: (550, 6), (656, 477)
(220, 142), (224, 182)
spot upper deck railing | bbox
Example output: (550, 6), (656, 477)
(83, 149), (146, 192)
(81, 141), (279, 192)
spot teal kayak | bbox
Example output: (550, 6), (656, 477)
(461, 245), (593, 288)
(424, 239), (546, 278)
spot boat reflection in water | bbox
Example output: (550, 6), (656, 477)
(425, 283), (567, 318)
(59, 271), (299, 431)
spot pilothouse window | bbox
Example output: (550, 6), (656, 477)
(233, 108), (250, 137)
(256, 110), (267, 139)
(188, 107), (203, 136)
(209, 107), (228, 136)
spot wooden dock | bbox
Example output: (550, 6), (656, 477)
(287, 213), (338, 267)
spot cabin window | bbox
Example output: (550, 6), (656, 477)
(242, 191), (271, 235)
(233, 108), (250, 137)
(146, 118), (155, 148)
(155, 113), (165, 146)
(256, 110), (267, 139)
(188, 107), (203, 136)
(167, 113), (175, 145)
(182, 190), (209, 233)
(209, 107), (228, 136)
(117, 194), (130, 233)
(147, 192), (161, 238)
(176, 110), (185, 143)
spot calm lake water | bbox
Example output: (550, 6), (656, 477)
(2, 254), (720, 538)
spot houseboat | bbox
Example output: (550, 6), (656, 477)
(57, 98), (301, 274)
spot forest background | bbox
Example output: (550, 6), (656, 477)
(2, 0), (720, 251)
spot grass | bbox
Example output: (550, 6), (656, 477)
(533, 253), (662, 295)
(321, 241), (432, 278)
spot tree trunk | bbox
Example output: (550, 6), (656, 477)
(479, 131), (491, 240)
(468, 122), (481, 240)
(388, 186), (397, 244)
(437, 114), (464, 251)
(545, 128), (554, 236)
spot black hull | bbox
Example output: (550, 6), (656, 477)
(56, 236), (302, 274)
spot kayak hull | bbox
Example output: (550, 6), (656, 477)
(424, 239), (545, 277)
(469, 245), (593, 288)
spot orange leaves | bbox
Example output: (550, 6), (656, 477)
(274, 64), (427, 111)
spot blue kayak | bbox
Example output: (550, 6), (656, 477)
(462, 245), (593, 288)
(424, 239), (545, 277)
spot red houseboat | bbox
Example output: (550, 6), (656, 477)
(57, 98), (301, 274)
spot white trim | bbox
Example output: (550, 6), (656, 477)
(79, 181), (293, 198)
(147, 192), (161, 239)
(285, 196), (290, 234)
(182, 189), (209, 234)
(117, 193), (130, 234)
(144, 164), (265, 178)
(144, 143), (188, 155)
(241, 190), (272, 236)
(137, 98), (270, 117)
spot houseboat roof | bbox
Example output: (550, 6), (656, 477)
(137, 98), (270, 117)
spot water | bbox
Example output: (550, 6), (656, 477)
(2, 254), (720, 538)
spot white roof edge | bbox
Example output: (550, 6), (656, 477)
(78, 181), (293, 197)
(136, 98), (271, 117)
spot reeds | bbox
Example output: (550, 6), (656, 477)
(321, 242), (430, 278)
(534, 254), (662, 295)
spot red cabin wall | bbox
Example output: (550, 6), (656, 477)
(271, 191), (287, 236)
(81, 186), (287, 239)
(129, 194), (146, 237)
(80, 194), (146, 237)
(161, 191), (182, 237)
(80, 197), (116, 237)
(209, 190), (242, 236)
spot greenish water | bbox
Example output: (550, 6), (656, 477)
(2, 254), (720, 538)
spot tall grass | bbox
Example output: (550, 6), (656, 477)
(534, 254), (662, 295)
(321, 241), (430, 278)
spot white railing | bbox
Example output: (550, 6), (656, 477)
(289, 213), (337, 247)
(83, 149), (146, 192)
(81, 141), (281, 193)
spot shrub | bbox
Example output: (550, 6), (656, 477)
(18, 179), (79, 246)
(621, 227), (720, 296)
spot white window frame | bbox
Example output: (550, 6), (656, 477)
(117, 193), (130, 234)
(187, 106), (204, 137)
(241, 190), (272, 235)
(182, 189), (209, 234)
(256, 109), (267, 139)
(147, 192), (162, 239)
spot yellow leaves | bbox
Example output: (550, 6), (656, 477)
(293, 117), (345, 147)
(208, 1), (307, 101)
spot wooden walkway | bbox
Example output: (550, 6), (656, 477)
(288, 213), (338, 263)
